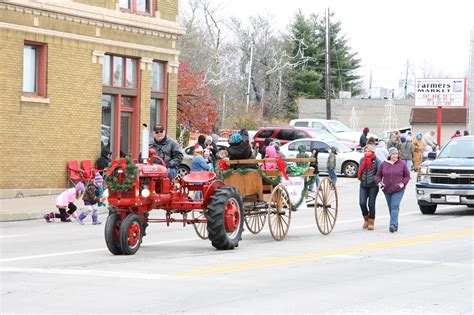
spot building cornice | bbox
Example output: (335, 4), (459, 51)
(1, 0), (186, 40)
(0, 21), (180, 56)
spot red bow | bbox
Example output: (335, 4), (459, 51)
(219, 159), (230, 171)
(106, 159), (127, 177)
(276, 158), (289, 180)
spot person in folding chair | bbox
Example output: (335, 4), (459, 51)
(44, 183), (85, 222)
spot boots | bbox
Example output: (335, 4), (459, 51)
(363, 215), (369, 229)
(367, 218), (375, 230)
(76, 212), (86, 225)
(92, 214), (102, 225)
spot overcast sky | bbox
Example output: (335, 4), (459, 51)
(196, 0), (474, 94)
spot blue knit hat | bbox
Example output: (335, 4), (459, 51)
(230, 133), (242, 144)
(94, 173), (103, 185)
(388, 147), (399, 157)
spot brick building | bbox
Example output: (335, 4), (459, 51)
(0, 0), (184, 193)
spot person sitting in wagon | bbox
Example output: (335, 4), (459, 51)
(226, 128), (256, 170)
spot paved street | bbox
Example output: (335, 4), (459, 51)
(1, 177), (473, 314)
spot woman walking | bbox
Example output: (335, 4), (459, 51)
(358, 144), (380, 230)
(376, 147), (411, 233)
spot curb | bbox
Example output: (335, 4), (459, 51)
(0, 207), (109, 222)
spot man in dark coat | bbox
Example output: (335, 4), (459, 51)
(96, 146), (111, 172)
(149, 124), (184, 179)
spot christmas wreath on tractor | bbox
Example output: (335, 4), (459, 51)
(104, 156), (138, 192)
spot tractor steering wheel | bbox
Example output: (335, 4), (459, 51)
(147, 149), (166, 167)
(148, 155), (166, 167)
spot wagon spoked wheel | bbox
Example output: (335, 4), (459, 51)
(315, 178), (338, 235)
(244, 205), (267, 234)
(105, 213), (123, 255)
(192, 209), (208, 240)
(119, 213), (143, 255)
(267, 185), (292, 241)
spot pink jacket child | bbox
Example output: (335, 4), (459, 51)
(44, 182), (85, 223)
(263, 145), (278, 170)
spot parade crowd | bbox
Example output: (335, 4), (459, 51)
(44, 123), (470, 234)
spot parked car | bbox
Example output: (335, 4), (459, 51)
(178, 141), (229, 178)
(416, 135), (474, 214)
(289, 118), (379, 145)
(280, 138), (363, 177)
(252, 126), (308, 148)
(297, 128), (358, 149)
(252, 126), (357, 151)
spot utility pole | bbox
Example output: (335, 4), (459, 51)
(246, 45), (254, 113)
(325, 7), (331, 119)
(404, 59), (409, 99)
(368, 69), (373, 98)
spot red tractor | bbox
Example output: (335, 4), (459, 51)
(104, 150), (244, 255)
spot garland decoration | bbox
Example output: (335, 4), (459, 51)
(104, 156), (138, 192)
(219, 165), (317, 211)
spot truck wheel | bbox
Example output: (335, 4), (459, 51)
(419, 204), (437, 214)
(206, 186), (244, 250)
(105, 213), (123, 255)
(343, 161), (358, 178)
(119, 213), (143, 255)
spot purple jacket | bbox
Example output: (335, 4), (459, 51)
(375, 159), (410, 194)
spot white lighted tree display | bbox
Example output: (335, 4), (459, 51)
(349, 106), (360, 131)
(381, 98), (399, 138)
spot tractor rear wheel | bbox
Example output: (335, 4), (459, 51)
(119, 213), (143, 255)
(105, 213), (123, 255)
(206, 186), (244, 250)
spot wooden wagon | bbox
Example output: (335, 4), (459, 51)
(192, 158), (339, 241)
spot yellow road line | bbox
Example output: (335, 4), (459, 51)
(175, 229), (474, 277)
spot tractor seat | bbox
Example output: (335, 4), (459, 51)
(182, 172), (216, 184)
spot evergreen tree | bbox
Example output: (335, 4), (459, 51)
(287, 10), (362, 99)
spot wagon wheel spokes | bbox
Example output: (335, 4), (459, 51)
(245, 206), (267, 234)
(315, 178), (339, 235)
(192, 209), (208, 240)
(268, 185), (292, 241)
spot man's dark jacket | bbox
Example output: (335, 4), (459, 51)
(149, 136), (183, 168)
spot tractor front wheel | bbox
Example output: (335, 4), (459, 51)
(206, 186), (244, 250)
(104, 213), (123, 255)
(119, 213), (143, 255)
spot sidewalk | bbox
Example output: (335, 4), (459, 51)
(0, 195), (106, 222)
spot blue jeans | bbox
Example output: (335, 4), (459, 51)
(308, 174), (320, 191)
(328, 169), (337, 183)
(383, 190), (405, 229)
(359, 186), (379, 219)
(167, 167), (177, 179)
